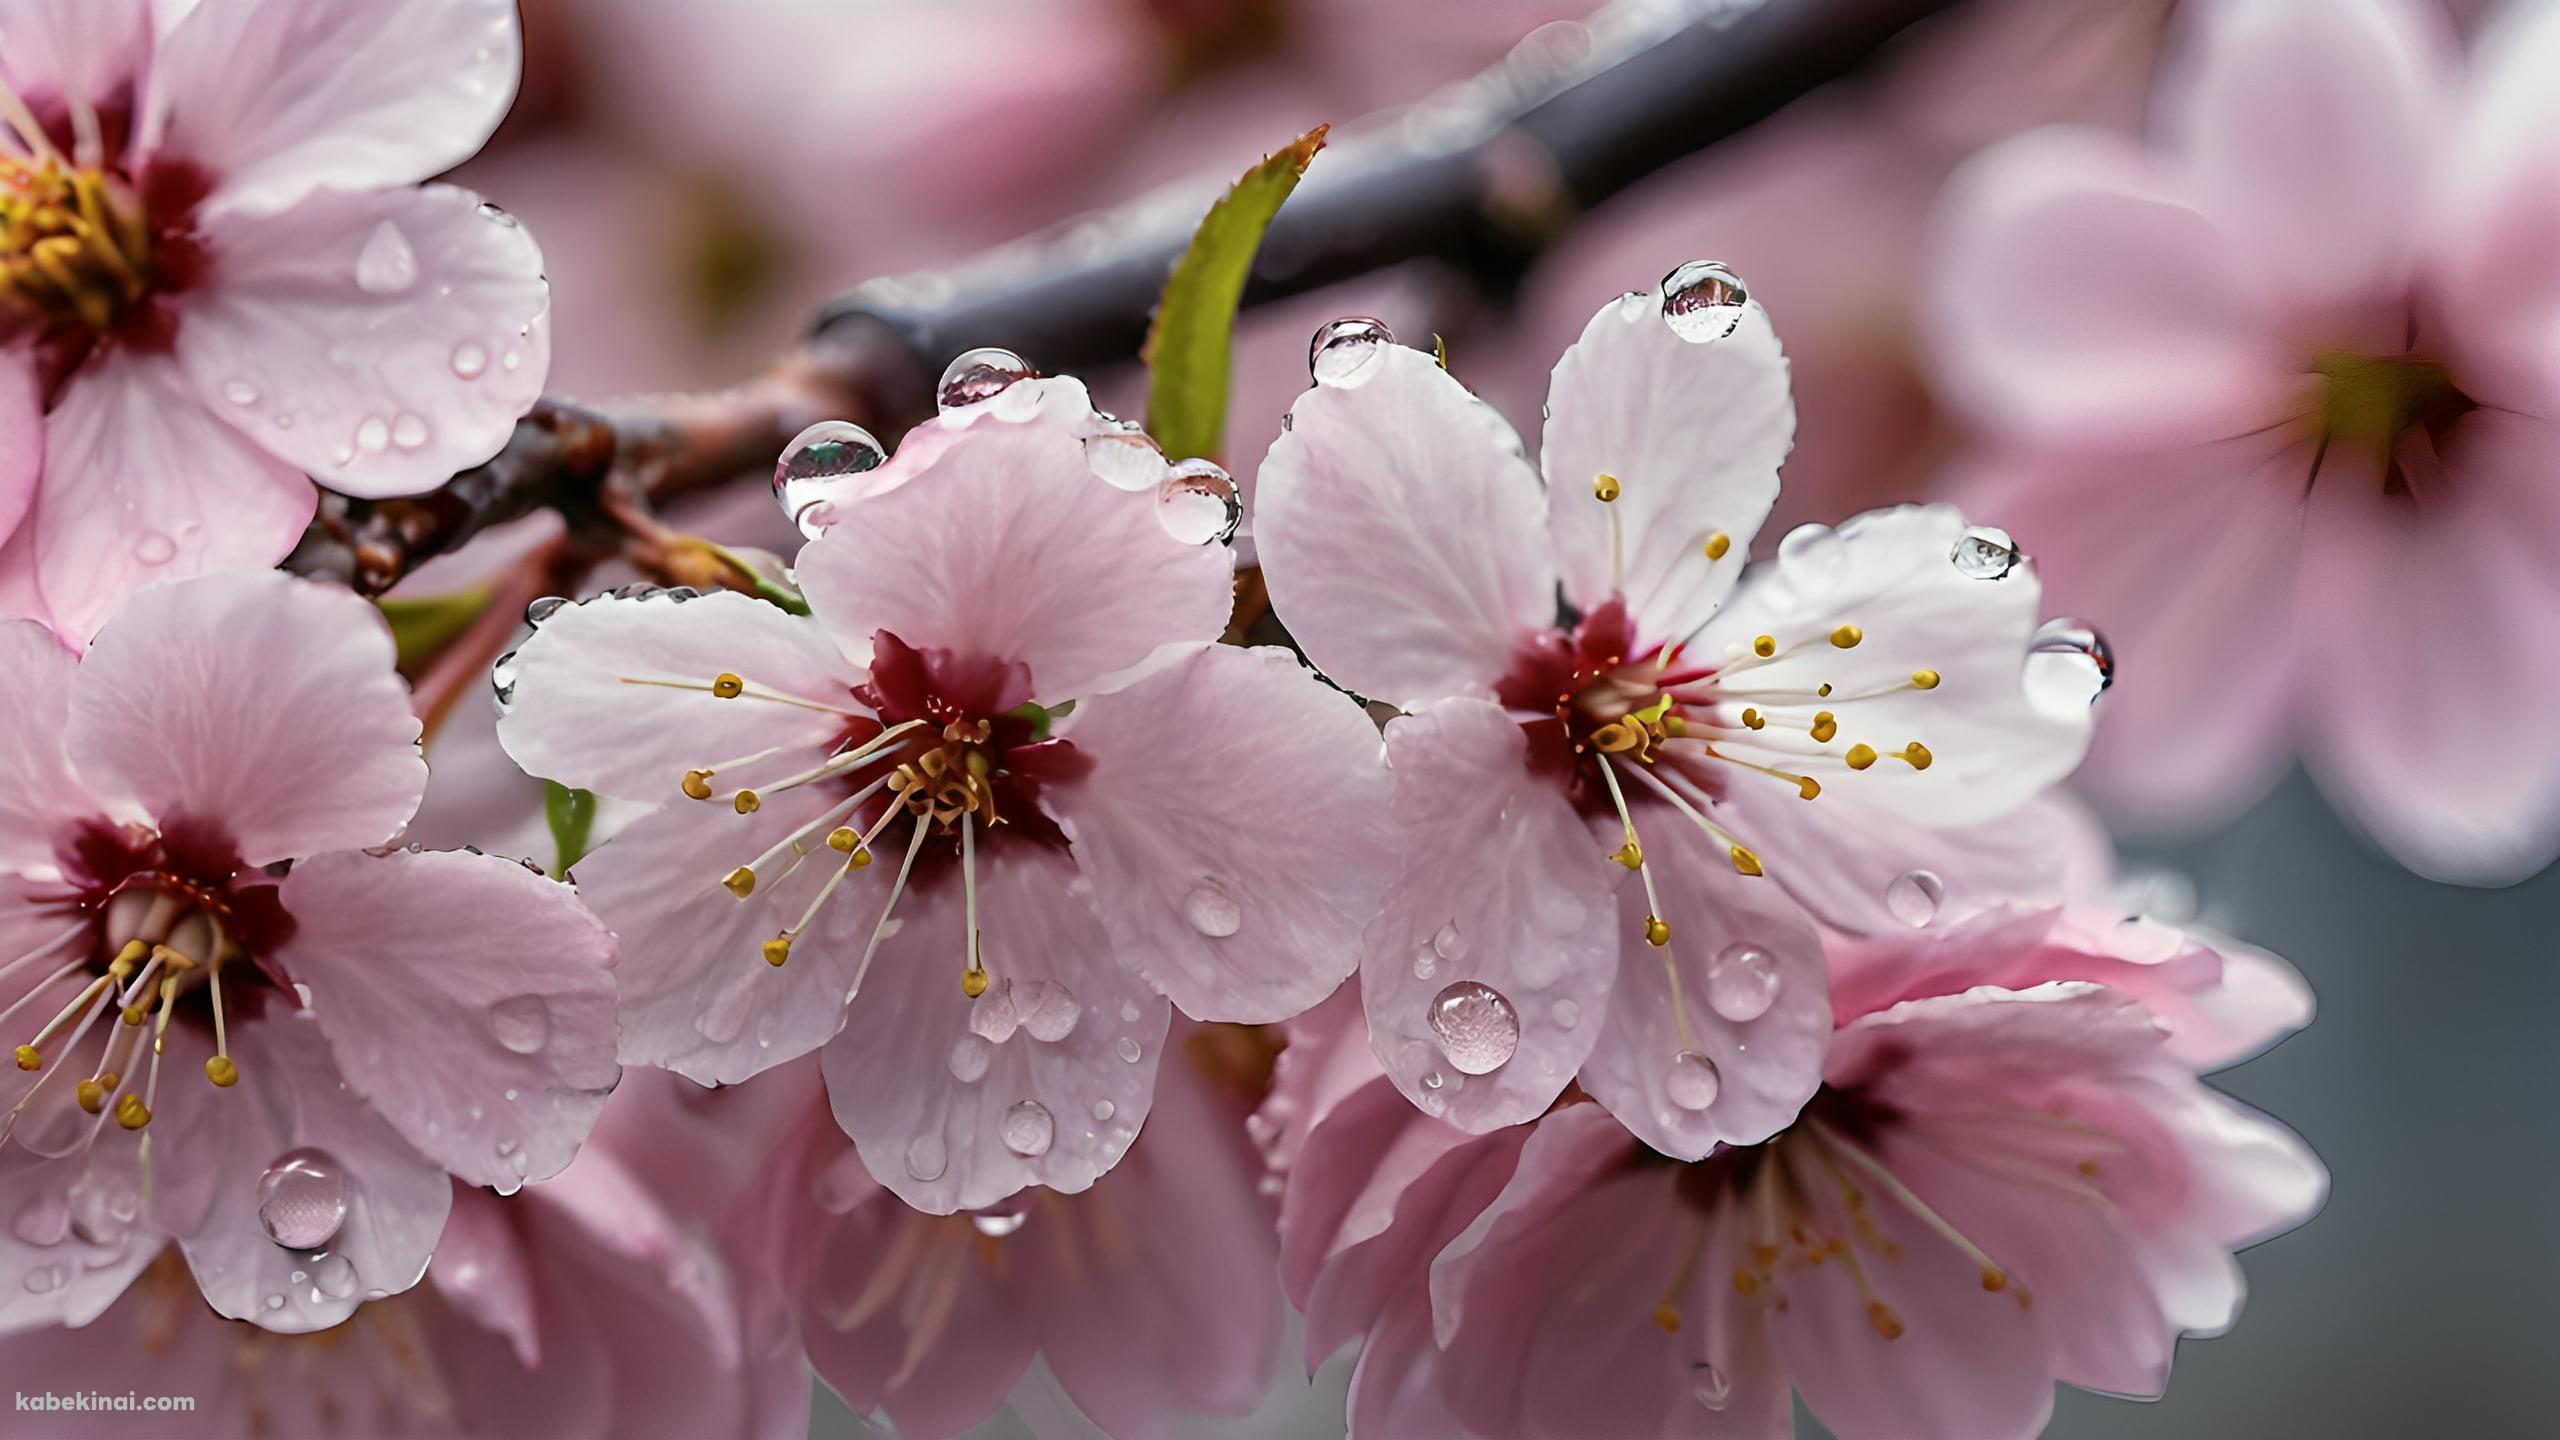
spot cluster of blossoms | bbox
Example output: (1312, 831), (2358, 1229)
(0, 0), (2362, 1436)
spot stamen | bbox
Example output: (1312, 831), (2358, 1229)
(1829, 625), (1863, 649)
(719, 785), (883, 900)
(1681, 745), (1823, 802)
(1703, 532), (1731, 561)
(1597, 758), (1693, 1054)
(203, 960), (236, 1087)
(1910, 669), (1940, 690)
(1893, 742), (1933, 771)
(619, 674), (861, 716)
(763, 830), (876, 968)
(1622, 762), (1771, 882)
(1808, 711), (1836, 743)
(1810, 1119), (2018, 1301)
(849, 814), (935, 1000)
(1751, 635), (1776, 658)
(959, 813), (989, 998)
(0, 922), (88, 989)
(1844, 744), (1877, 770)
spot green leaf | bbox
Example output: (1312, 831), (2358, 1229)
(1142, 125), (1328, 462)
(378, 590), (492, 671)
(544, 782), (599, 875)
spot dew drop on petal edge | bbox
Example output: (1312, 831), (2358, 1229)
(773, 421), (887, 539)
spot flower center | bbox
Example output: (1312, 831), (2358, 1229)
(2310, 348), (2475, 491)
(0, 153), (153, 336)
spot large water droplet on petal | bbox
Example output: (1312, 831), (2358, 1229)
(450, 342), (489, 379)
(904, 1133), (947, 1182)
(66, 1182), (138, 1246)
(936, 347), (1033, 412)
(1018, 980), (1081, 1042)
(1084, 428), (1168, 491)
(970, 1207), (1029, 1238)
(390, 412), (430, 450)
(1666, 1051), (1721, 1111)
(1951, 525), (2021, 580)
(309, 1252), (358, 1300)
(1432, 921), (1468, 962)
(1001, 1100), (1055, 1158)
(2026, 617), (2115, 707)
(488, 995), (552, 1054)
(1309, 317), (1393, 386)
(257, 1149), (350, 1251)
(1885, 870), (1945, 927)
(1776, 522), (1848, 595)
(773, 421), (887, 539)
(355, 416), (391, 453)
(1182, 881), (1242, 937)
(23, 1265), (64, 1294)
(1704, 943), (1780, 1022)
(947, 1034), (993, 1083)
(1660, 260), (1749, 343)
(1115, 1036), (1142, 1064)
(1689, 1363), (1733, 1412)
(355, 220), (419, 295)
(12, 1191), (67, 1246)
(1426, 980), (1520, 1076)
(1156, 459), (1240, 546)
(968, 977), (1021, 1044)
(131, 530), (176, 567)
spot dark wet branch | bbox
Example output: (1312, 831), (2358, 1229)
(287, 0), (1957, 594)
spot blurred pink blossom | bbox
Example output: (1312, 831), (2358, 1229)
(0, 0), (549, 639)
(0, 572), (617, 1335)
(1931, 0), (2560, 882)
(1277, 906), (2324, 1439)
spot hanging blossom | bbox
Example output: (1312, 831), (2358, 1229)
(743, 1024), (1282, 1440)
(1251, 278), (2095, 1159)
(0, 571), (617, 1335)
(496, 369), (1395, 1214)
(1272, 907), (2325, 1440)
(1930, 0), (2560, 883)
(0, 0), (549, 640)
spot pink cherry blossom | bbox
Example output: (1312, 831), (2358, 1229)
(1251, 279), (2094, 1158)
(496, 374), (1394, 1214)
(744, 1024), (1280, 1439)
(0, 0), (550, 640)
(1930, 0), (2560, 883)
(0, 1111), (805, 1439)
(0, 571), (616, 1334)
(1277, 906), (2325, 1440)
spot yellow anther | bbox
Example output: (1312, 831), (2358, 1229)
(1703, 532), (1731, 560)
(1633, 695), (1675, 727)
(1866, 1300), (1904, 1341)
(1610, 838), (1644, 870)
(762, 936), (792, 967)
(1809, 710), (1836, 743)
(1729, 845), (1763, 877)
(1740, 708), (1764, 730)
(681, 769), (715, 800)
(1593, 472), (1621, 502)
(114, 1095), (150, 1130)
(1591, 720), (1642, 754)
(113, 939), (149, 969)
(1817, 683), (1832, 697)
(1652, 1303), (1681, 1333)
(204, 1055), (238, 1088)
(1844, 744), (1878, 771)
(1661, 713), (1687, 737)
(1898, 742), (1933, 771)
(710, 673), (745, 699)
(1796, 776), (1822, 800)
(1643, 915), (1671, 948)
(849, 848), (873, 870)
(827, 827), (859, 852)
(75, 1079), (105, 1113)
(121, 1002), (150, 1025)
(1980, 1267), (2009, 1293)
(1829, 625), (1863, 649)
(11, 1044), (36, 1072)
(1910, 669), (1941, 690)
(732, 789), (761, 815)
(723, 866), (758, 898)
(1732, 1268), (1760, 1298)
(1751, 635), (1776, 658)
(961, 964), (990, 999)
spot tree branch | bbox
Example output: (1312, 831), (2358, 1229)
(288, 0), (1957, 594)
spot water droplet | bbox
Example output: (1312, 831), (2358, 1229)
(947, 1035), (992, 1083)
(2028, 617), (2115, 706)
(1309, 317), (1394, 386)
(66, 1184), (137, 1246)
(1660, 260), (1749, 343)
(488, 995), (552, 1054)
(355, 416), (390, 453)
(491, 648), (521, 709)
(1426, 980), (1520, 1076)
(1951, 525), (2021, 580)
(391, 412), (429, 450)
(1084, 429), (1168, 492)
(1549, 997), (1581, 1030)
(23, 1265), (64, 1294)
(935, 347), (1033, 411)
(1090, 1099), (1115, 1122)
(970, 1208), (1029, 1238)
(1704, 944), (1780, 1023)
(525, 595), (568, 626)
(1434, 923), (1470, 962)
(903, 1133), (947, 1183)
(355, 220), (419, 295)
(1156, 460), (1240, 545)
(1885, 870), (1945, 928)
(1689, 1363), (1733, 1411)
(130, 530), (175, 566)
(257, 1149), (350, 1250)
(12, 1191), (67, 1246)
(1182, 881), (1242, 937)
(1776, 522), (1848, 594)
(263, 1292), (284, 1311)
(772, 421), (886, 539)
(309, 1252), (358, 1300)
(500, 348), (522, 372)
(1666, 1051), (1721, 1111)
(1001, 1100), (1055, 1158)
(451, 342), (489, 379)
(1115, 1036), (1142, 1064)
(1118, 1000), (1141, 1023)
(1411, 946), (1437, 981)
(222, 379), (258, 406)
(1018, 980), (1081, 1042)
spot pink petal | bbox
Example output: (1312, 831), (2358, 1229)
(0, 351), (37, 567)
(1254, 344), (1556, 708)
(176, 183), (550, 499)
(795, 393), (1232, 701)
(1929, 126), (2301, 448)
(1048, 643), (1393, 1023)
(1722, 781), (2107, 937)
(1345, 1296), (1474, 1440)
(141, 0), (521, 216)
(155, 1008), (451, 1332)
(431, 1183), (542, 1369)
(2431, 1), (2560, 411)
(1541, 292), (1792, 642)
(571, 790), (883, 1085)
(823, 847), (1169, 1213)
(69, 571), (423, 865)
(1360, 699), (1620, 1131)
(497, 588), (862, 805)
(0, 1140), (157, 1335)
(1576, 817), (1829, 1159)
(30, 353), (314, 642)
(0, 618), (83, 869)
(278, 847), (619, 1192)
(0, 0), (150, 108)
(2161, 0), (2454, 317)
